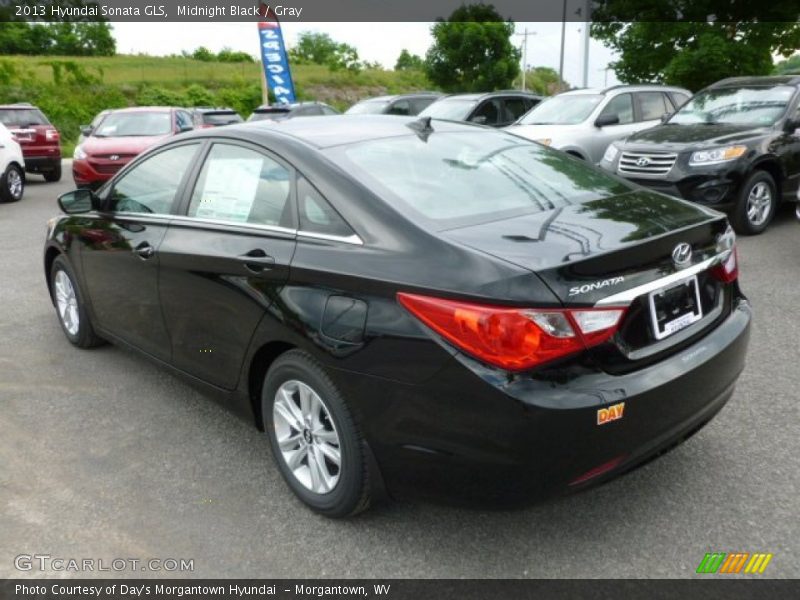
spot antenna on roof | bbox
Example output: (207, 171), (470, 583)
(406, 116), (434, 141)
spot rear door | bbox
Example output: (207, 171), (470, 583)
(587, 93), (640, 162)
(634, 91), (672, 132)
(158, 141), (297, 389)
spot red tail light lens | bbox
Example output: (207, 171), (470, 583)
(397, 293), (626, 371)
(710, 247), (738, 284)
(46, 129), (60, 142)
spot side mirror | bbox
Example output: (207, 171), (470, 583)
(80, 125), (93, 136)
(470, 115), (488, 125)
(58, 189), (97, 214)
(783, 118), (800, 134)
(594, 113), (620, 128)
(660, 112), (673, 124)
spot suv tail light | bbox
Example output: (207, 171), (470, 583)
(46, 129), (60, 142)
(710, 247), (738, 284)
(397, 293), (626, 371)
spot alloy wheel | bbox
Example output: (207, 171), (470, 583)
(7, 168), (22, 200)
(746, 181), (772, 227)
(54, 270), (80, 336)
(273, 379), (342, 494)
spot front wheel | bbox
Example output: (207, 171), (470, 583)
(0, 164), (24, 202)
(50, 255), (105, 348)
(731, 171), (777, 235)
(262, 350), (370, 517)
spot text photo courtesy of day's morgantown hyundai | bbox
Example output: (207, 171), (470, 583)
(1, 0), (799, 596)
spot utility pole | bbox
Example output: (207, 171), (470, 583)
(558, 0), (567, 92)
(581, 0), (591, 87)
(599, 66), (611, 87)
(516, 28), (536, 91)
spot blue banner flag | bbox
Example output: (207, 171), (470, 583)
(258, 19), (296, 105)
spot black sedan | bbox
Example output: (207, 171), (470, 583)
(44, 116), (751, 517)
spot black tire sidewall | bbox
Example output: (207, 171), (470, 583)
(733, 171), (777, 235)
(1, 164), (24, 202)
(44, 164), (62, 182)
(51, 256), (94, 347)
(262, 350), (366, 517)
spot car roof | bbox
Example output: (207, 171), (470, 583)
(211, 115), (485, 149)
(109, 106), (177, 113)
(708, 75), (800, 88)
(254, 102), (330, 112)
(0, 103), (42, 109)
(358, 92), (442, 102)
(193, 107), (238, 113)
(436, 91), (543, 102)
(561, 84), (691, 96)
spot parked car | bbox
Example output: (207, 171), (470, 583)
(72, 106), (194, 188)
(346, 93), (441, 116)
(601, 76), (800, 235)
(78, 110), (111, 145)
(45, 116), (750, 517)
(507, 85), (691, 163)
(0, 122), (25, 202)
(191, 107), (244, 128)
(418, 91), (542, 127)
(248, 102), (339, 122)
(0, 103), (62, 182)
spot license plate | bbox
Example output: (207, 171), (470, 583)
(648, 276), (702, 340)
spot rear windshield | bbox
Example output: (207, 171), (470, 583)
(330, 130), (630, 228)
(249, 109), (290, 122)
(0, 108), (50, 127)
(346, 101), (390, 115)
(201, 112), (243, 125)
(94, 112), (172, 137)
(418, 99), (477, 121)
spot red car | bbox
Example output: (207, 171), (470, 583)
(73, 106), (194, 188)
(0, 103), (62, 182)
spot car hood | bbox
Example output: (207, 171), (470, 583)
(81, 135), (169, 155)
(506, 123), (581, 143)
(622, 123), (770, 150)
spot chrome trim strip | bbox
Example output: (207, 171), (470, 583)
(297, 230), (364, 246)
(168, 215), (297, 236)
(595, 255), (719, 306)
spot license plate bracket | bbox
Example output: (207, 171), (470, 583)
(648, 275), (703, 340)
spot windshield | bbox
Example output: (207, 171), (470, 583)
(94, 112), (172, 137)
(669, 85), (794, 126)
(330, 130), (629, 228)
(346, 101), (390, 115)
(518, 94), (603, 125)
(0, 108), (49, 127)
(419, 99), (477, 121)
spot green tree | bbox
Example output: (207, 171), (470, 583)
(515, 66), (563, 95)
(424, 4), (520, 93)
(0, 22), (114, 56)
(775, 54), (800, 75)
(592, 3), (800, 91)
(289, 32), (361, 72)
(216, 47), (255, 63)
(395, 49), (424, 71)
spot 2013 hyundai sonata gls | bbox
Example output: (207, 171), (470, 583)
(44, 116), (751, 517)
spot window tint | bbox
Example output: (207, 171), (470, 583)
(108, 144), (199, 214)
(503, 97), (530, 121)
(0, 108), (49, 127)
(297, 177), (355, 238)
(472, 100), (500, 125)
(410, 97), (437, 114)
(599, 94), (634, 124)
(188, 144), (292, 227)
(638, 92), (669, 121)
(388, 100), (411, 116)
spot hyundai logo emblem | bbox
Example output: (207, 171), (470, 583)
(109, 155), (119, 161)
(672, 243), (693, 267)
(636, 157), (651, 167)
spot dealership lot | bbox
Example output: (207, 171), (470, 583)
(1, 171), (798, 578)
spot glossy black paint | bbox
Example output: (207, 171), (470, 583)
(44, 116), (751, 505)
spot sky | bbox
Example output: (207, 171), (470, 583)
(111, 22), (621, 89)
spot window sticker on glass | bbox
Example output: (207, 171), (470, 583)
(195, 158), (262, 222)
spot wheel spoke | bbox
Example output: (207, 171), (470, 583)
(274, 396), (303, 431)
(277, 431), (302, 451)
(313, 428), (338, 443)
(317, 441), (341, 466)
(307, 450), (324, 492)
(298, 383), (312, 420)
(285, 446), (307, 471)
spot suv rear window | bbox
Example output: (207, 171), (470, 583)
(332, 130), (629, 228)
(201, 112), (243, 126)
(0, 108), (50, 127)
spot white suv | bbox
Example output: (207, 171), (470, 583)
(0, 122), (25, 202)
(506, 85), (691, 164)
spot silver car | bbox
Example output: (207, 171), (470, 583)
(506, 85), (691, 164)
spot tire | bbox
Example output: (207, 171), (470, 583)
(50, 255), (105, 348)
(0, 163), (24, 202)
(262, 349), (370, 517)
(44, 164), (62, 182)
(730, 171), (777, 235)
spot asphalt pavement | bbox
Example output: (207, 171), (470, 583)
(1, 168), (798, 578)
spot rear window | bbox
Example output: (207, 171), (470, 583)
(201, 112), (243, 126)
(249, 109), (291, 122)
(330, 130), (630, 228)
(0, 108), (50, 127)
(346, 101), (390, 115)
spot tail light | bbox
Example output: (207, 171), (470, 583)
(46, 129), (60, 142)
(397, 293), (627, 371)
(710, 247), (738, 284)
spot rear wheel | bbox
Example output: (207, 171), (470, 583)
(44, 164), (62, 182)
(262, 350), (370, 517)
(0, 164), (24, 202)
(50, 255), (105, 348)
(731, 171), (777, 235)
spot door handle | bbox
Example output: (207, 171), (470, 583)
(241, 248), (275, 273)
(134, 242), (155, 259)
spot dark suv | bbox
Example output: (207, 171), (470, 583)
(0, 103), (62, 182)
(418, 91), (542, 128)
(345, 93), (441, 116)
(601, 76), (800, 235)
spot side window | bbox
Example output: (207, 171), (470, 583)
(472, 100), (501, 125)
(388, 100), (411, 116)
(503, 97), (529, 122)
(187, 144), (292, 228)
(410, 97), (436, 114)
(638, 92), (669, 121)
(108, 144), (199, 215)
(599, 93), (634, 125)
(297, 177), (355, 239)
(176, 111), (193, 131)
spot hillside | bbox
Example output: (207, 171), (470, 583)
(0, 54), (433, 152)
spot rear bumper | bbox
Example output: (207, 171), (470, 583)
(23, 154), (61, 173)
(333, 297), (751, 505)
